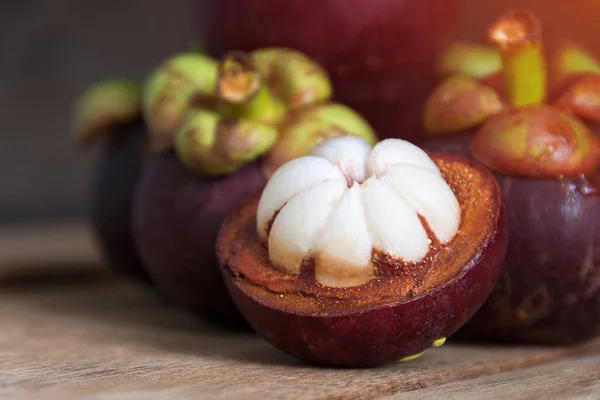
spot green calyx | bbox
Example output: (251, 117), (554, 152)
(175, 110), (278, 177)
(72, 79), (141, 147)
(143, 53), (218, 151)
(143, 47), (374, 179)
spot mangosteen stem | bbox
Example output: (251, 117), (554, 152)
(217, 51), (286, 125)
(72, 79), (142, 148)
(489, 10), (547, 107)
(174, 109), (279, 177)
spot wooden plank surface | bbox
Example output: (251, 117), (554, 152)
(0, 224), (599, 399)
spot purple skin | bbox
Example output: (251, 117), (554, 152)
(197, 0), (463, 141)
(461, 175), (600, 344)
(423, 136), (600, 343)
(217, 185), (508, 367)
(132, 152), (265, 328)
(90, 119), (149, 281)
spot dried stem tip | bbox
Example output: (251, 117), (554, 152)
(489, 10), (542, 52)
(217, 52), (261, 104)
(489, 10), (547, 107)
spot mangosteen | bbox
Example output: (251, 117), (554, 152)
(216, 136), (507, 366)
(72, 80), (149, 280)
(133, 49), (377, 327)
(421, 10), (600, 343)
(196, 0), (464, 142)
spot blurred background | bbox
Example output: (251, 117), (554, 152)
(1, 0), (600, 227)
(0, 0), (195, 225)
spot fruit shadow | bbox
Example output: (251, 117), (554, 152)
(0, 262), (306, 367)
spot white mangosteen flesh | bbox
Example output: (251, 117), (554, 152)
(256, 136), (461, 288)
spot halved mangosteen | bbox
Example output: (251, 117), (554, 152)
(217, 136), (507, 366)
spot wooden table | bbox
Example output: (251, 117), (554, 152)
(0, 223), (599, 399)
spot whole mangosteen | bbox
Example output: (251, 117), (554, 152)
(72, 80), (149, 281)
(132, 49), (377, 327)
(421, 10), (600, 344)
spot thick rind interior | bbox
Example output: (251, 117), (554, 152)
(217, 153), (502, 315)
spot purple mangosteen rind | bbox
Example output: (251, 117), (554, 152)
(216, 152), (508, 367)
(132, 151), (265, 328)
(90, 118), (149, 280)
(461, 174), (600, 344)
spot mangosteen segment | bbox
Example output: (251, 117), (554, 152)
(257, 137), (460, 288)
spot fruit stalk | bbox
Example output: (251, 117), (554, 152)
(489, 10), (547, 107)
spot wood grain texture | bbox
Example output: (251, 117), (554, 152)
(393, 356), (600, 400)
(0, 224), (599, 399)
